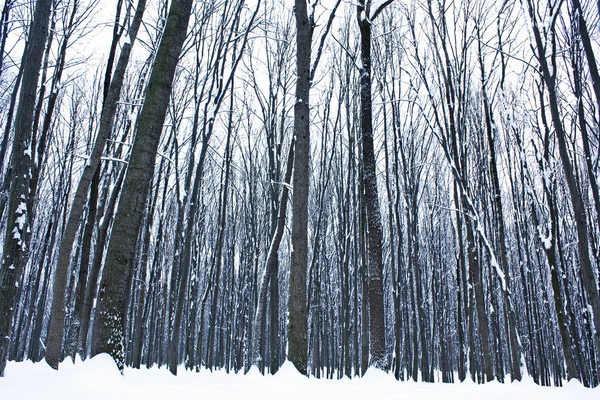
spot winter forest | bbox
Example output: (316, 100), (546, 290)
(0, 0), (600, 391)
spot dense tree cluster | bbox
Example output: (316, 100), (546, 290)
(0, 0), (599, 388)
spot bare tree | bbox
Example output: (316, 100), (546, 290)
(91, 0), (193, 372)
(0, 0), (53, 377)
(525, 0), (600, 358)
(355, 0), (394, 370)
(288, 0), (341, 376)
(45, 0), (148, 369)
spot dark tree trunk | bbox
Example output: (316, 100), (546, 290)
(91, 0), (192, 371)
(288, 0), (311, 376)
(477, 35), (522, 380)
(453, 183), (467, 382)
(357, 0), (387, 370)
(254, 137), (294, 370)
(527, 0), (600, 354)
(46, 0), (147, 369)
(0, 0), (53, 377)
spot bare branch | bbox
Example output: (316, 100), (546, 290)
(331, 34), (361, 70)
(310, 0), (342, 81)
(370, 0), (394, 21)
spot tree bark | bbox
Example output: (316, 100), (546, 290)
(0, 0), (53, 377)
(527, 0), (600, 355)
(254, 137), (294, 371)
(357, 0), (387, 370)
(477, 35), (522, 381)
(288, 0), (311, 376)
(91, 0), (192, 371)
(46, 0), (147, 369)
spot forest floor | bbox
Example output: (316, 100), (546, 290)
(1, 355), (599, 399)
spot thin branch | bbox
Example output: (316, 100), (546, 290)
(310, 0), (342, 81)
(331, 34), (361, 70)
(370, 0), (395, 21)
(477, 38), (536, 70)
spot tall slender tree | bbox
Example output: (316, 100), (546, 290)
(288, 0), (312, 376)
(289, 0), (341, 376)
(356, 0), (394, 370)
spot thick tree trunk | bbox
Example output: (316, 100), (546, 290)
(0, 0), (53, 377)
(288, 0), (311, 376)
(452, 183), (468, 382)
(91, 0), (192, 371)
(357, 0), (386, 370)
(46, 0), (147, 369)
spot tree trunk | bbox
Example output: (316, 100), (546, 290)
(477, 35), (522, 380)
(46, 0), (147, 369)
(357, 0), (386, 370)
(0, 0), (53, 377)
(91, 0), (192, 371)
(527, 0), (600, 355)
(254, 137), (294, 370)
(288, 0), (311, 376)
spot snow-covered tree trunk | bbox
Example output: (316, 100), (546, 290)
(91, 0), (193, 372)
(0, 0), (53, 377)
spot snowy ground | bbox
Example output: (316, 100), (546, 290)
(1, 355), (599, 400)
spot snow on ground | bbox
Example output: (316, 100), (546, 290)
(1, 355), (598, 400)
